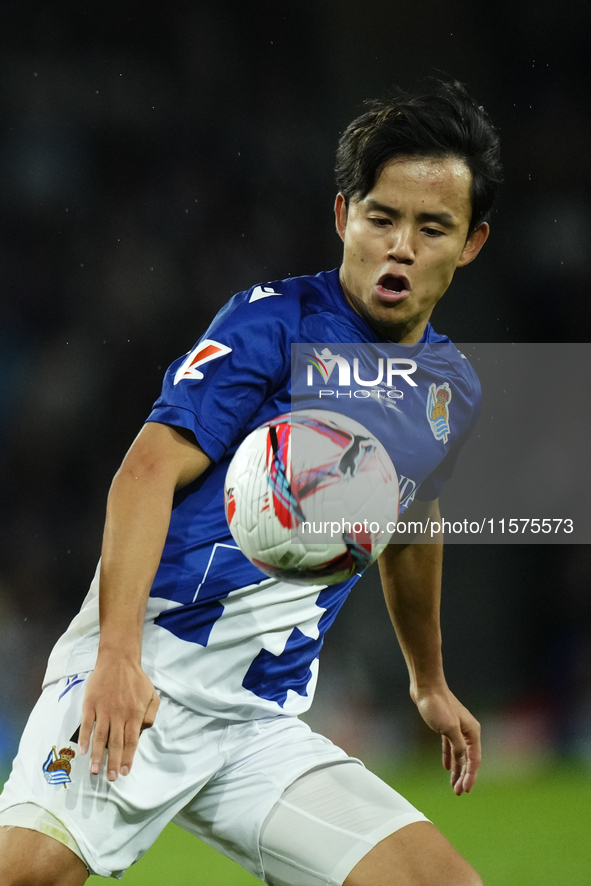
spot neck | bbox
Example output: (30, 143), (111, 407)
(339, 276), (430, 344)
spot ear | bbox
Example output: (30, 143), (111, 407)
(457, 222), (490, 268)
(334, 193), (348, 242)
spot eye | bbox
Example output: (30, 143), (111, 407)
(369, 216), (390, 227)
(422, 227), (445, 238)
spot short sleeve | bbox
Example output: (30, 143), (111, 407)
(146, 289), (297, 462)
(416, 364), (482, 502)
(416, 441), (466, 501)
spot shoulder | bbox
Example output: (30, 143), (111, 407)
(209, 269), (338, 335)
(423, 325), (481, 404)
(169, 270), (341, 384)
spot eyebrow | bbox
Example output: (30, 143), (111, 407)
(364, 198), (458, 229)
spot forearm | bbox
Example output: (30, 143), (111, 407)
(98, 463), (175, 661)
(378, 540), (445, 697)
(97, 422), (211, 663)
(80, 423), (210, 777)
(379, 509), (482, 794)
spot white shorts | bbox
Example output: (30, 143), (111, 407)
(0, 674), (428, 883)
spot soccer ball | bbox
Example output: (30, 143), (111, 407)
(224, 410), (399, 585)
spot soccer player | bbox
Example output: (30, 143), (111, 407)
(0, 80), (501, 886)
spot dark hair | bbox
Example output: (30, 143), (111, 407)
(335, 79), (502, 233)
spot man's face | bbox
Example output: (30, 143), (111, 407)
(335, 156), (489, 343)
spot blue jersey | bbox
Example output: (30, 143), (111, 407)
(45, 269), (481, 719)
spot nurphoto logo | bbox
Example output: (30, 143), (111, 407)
(304, 347), (417, 387)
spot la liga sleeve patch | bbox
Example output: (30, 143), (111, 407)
(173, 340), (232, 385)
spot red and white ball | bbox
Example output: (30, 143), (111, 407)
(224, 410), (399, 585)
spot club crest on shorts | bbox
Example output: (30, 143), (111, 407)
(426, 382), (452, 444)
(42, 746), (76, 787)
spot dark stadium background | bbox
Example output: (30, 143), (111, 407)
(1, 0), (590, 865)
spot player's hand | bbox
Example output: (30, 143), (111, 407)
(79, 656), (160, 782)
(412, 686), (481, 795)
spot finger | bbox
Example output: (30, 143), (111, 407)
(120, 694), (160, 776)
(442, 735), (452, 772)
(444, 727), (467, 795)
(460, 732), (482, 794)
(79, 703), (96, 756)
(89, 716), (110, 776)
(141, 692), (160, 731)
(120, 718), (143, 777)
(460, 756), (479, 794)
(454, 716), (482, 794)
(452, 755), (467, 795)
(104, 722), (125, 782)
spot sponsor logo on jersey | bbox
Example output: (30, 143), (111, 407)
(249, 285), (282, 302)
(173, 339), (232, 385)
(42, 746), (76, 787)
(426, 382), (452, 443)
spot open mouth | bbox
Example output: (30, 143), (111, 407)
(375, 273), (410, 303)
(378, 273), (410, 294)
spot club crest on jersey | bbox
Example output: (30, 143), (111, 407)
(426, 382), (452, 444)
(42, 746), (76, 787)
(173, 339), (232, 385)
